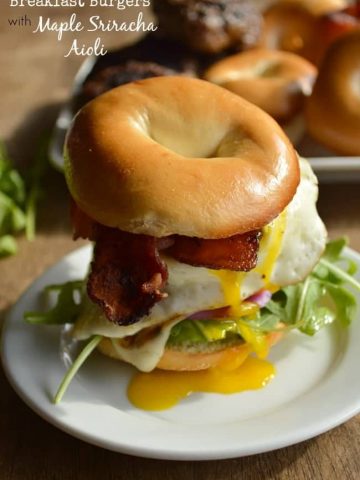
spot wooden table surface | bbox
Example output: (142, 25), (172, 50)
(1, 4), (360, 479)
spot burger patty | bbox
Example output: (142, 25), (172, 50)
(74, 34), (200, 111)
(153, 0), (263, 54)
(80, 61), (178, 105)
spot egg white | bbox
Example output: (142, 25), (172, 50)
(73, 158), (327, 353)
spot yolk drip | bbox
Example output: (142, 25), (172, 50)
(212, 268), (268, 357)
(210, 211), (287, 359)
(127, 356), (275, 411)
(213, 270), (246, 317)
(255, 210), (287, 290)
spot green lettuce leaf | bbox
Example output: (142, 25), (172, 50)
(0, 139), (49, 257)
(24, 136), (49, 241)
(53, 335), (102, 404)
(0, 144), (27, 259)
(167, 318), (239, 346)
(25, 281), (83, 325)
(0, 143), (26, 205)
(241, 238), (359, 336)
(0, 235), (17, 258)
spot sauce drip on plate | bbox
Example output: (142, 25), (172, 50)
(127, 356), (275, 411)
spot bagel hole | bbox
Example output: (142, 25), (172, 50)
(257, 60), (282, 78)
(132, 106), (250, 159)
(215, 129), (254, 158)
(219, 60), (282, 83)
(146, 116), (231, 159)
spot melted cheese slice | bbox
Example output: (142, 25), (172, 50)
(72, 158), (327, 371)
(106, 318), (183, 372)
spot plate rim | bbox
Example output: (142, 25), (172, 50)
(1, 245), (360, 460)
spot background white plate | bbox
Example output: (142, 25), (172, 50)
(2, 246), (360, 460)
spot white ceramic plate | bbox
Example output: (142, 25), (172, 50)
(2, 246), (360, 460)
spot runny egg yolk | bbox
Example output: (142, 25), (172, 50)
(213, 210), (287, 307)
(212, 211), (287, 358)
(128, 356), (275, 411)
(256, 210), (287, 291)
(127, 213), (286, 411)
(212, 269), (269, 358)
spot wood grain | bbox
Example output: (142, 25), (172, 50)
(1, 4), (360, 479)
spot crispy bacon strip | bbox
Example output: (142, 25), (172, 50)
(70, 199), (97, 241)
(71, 201), (261, 272)
(166, 231), (261, 271)
(87, 228), (168, 325)
(71, 201), (261, 326)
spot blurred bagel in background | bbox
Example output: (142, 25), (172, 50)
(256, 0), (357, 65)
(306, 30), (360, 155)
(204, 48), (317, 144)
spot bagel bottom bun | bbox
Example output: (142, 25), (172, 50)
(98, 329), (284, 371)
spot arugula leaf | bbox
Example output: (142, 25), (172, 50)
(24, 280), (102, 404)
(53, 335), (102, 404)
(314, 237), (358, 287)
(25, 281), (83, 325)
(299, 306), (335, 336)
(241, 238), (359, 336)
(0, 191), (26, 235)
(317, 258), (360, 291)
(0, 144), (27, 258)
(0, 235), (17, 258)
(0, 143), (26, 205)
(322, 237), (347, 262)
(321, 281), (357, 327)
(244, 311), (280, 332)
(0, 139), (50, 257)
(0, 143), (27, 239)
(25, 135), (49, 241)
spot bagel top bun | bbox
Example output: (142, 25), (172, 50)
(65, 76), (299, 239)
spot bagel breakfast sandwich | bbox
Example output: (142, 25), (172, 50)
(26, 77), (359, 410)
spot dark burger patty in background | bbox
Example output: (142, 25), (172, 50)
(152, 0), (263, 53)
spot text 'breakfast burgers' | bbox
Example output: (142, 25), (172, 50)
(63, 76), (327, 379)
